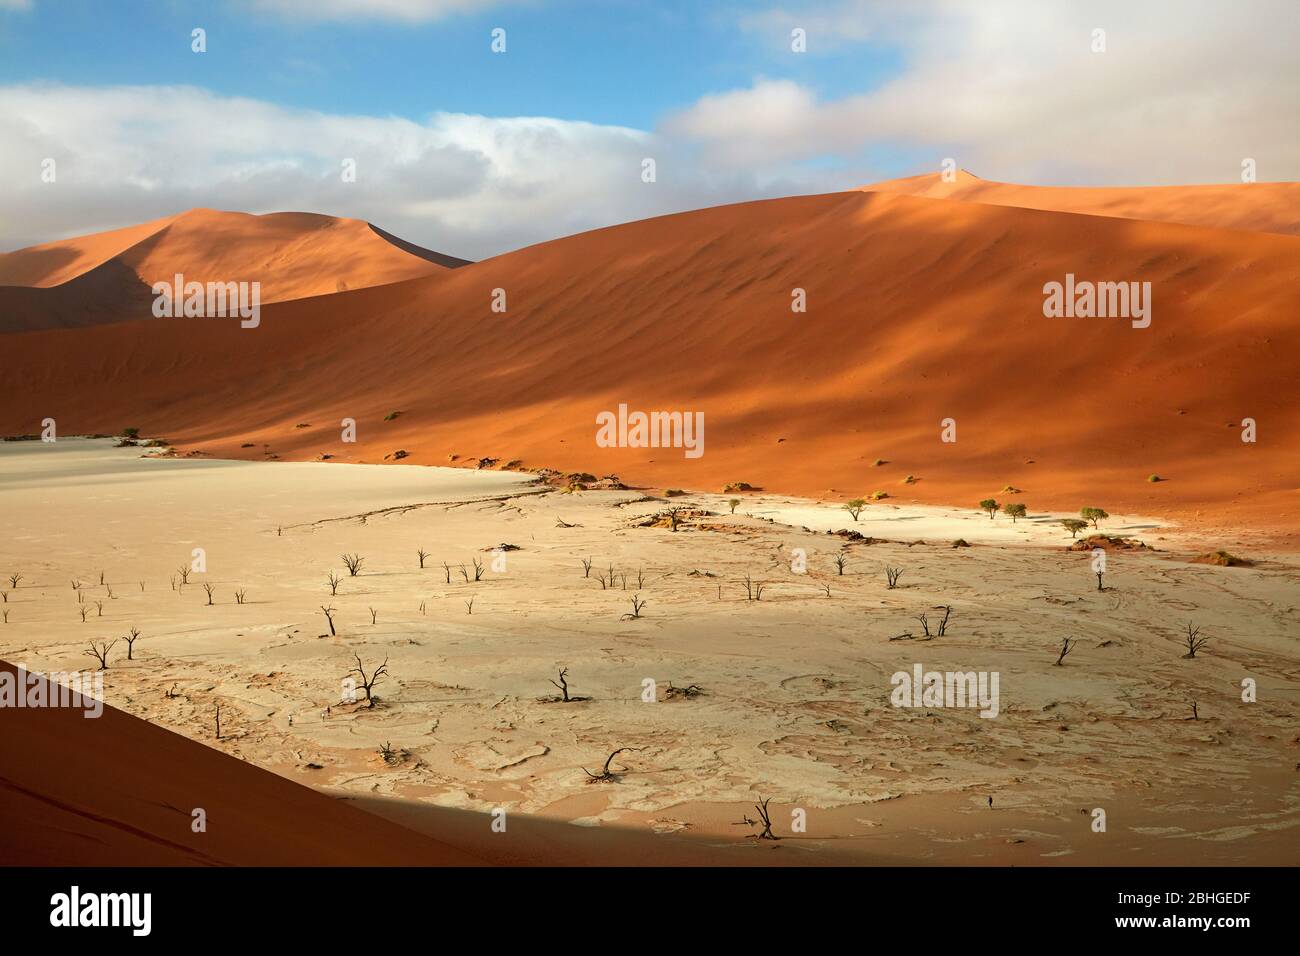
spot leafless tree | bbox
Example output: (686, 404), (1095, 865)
(458, 562), (469, 583)
(550, 667), (574, 702)
(1190, 701), (1199, 720)
(1182, 622), (1210, 659)
(742, 574), (765, 601)
(753, 796), (777, 840)
(341, 553), (365, 577)
(442, 561), (452, 584)
(933, 605), (952, 637)
(583, 747), (639, 782)
(821, 583), (832, 598)
(666, 508), (682, 532)
(348, 653), (389, 708)
(78, 606), (90, 623)
(213, 701), (223, 739)
(917, 612), (931, 638)
(124, 627), (141, 660)
(320, 605), (337, 635)
(327, 571), (342, 595)
(94, 599), (104, 617)
(464, 598), (475, 615)
(99, 570), (105, 586)
(472, 557), (485, 582)
(369, 607), (378, 624)
(636, 567), (646, 589)
(6, 573), (20, 589)
(581, 557), (593, 578)
(833, 552), (848, 576)
(623, 594), (647, 619)
(1, 591), (7, 604)
(177, 565), (191, 585)
(84, 638), (117, 669)
(885, 565), (904, 589)
(105, 584), (115, 600)
(201, 582), (215, 606)
(377, 741), (400, 764)
(139, 580), (145, 592)
(1055, 637), (1077, 666)
(417, 548), (429, 569)
(234, 588), (247, 604)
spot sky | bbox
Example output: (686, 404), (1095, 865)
(1, 0), (1297, 259)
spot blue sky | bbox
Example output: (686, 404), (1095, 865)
(0, 1), (1295, 258)
(0, 0), (899, 130)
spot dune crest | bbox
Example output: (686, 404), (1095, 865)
(0, 208), (468, 332)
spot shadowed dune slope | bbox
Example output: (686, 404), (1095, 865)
(0, 662), (489, 865)
(866, 170), (1300, 236)
(0, 208), (468, 331)
(1, 188), (1297, 537)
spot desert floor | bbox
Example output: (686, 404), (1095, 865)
(1, 438), (1296, 864)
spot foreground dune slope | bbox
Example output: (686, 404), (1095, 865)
(0, 661), (491, 865)
(1, 188), (1297, 536)
(0, 208), (468, 331)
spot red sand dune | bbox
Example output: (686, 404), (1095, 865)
(0, 208), (468, 332)
(867, 170), (1300, 236)
(1, 184), (1297, 541)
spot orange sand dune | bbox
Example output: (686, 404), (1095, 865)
(1, 187), (1297, 540)
(0, 208), (468, 331)
(867, 170), (1300, 236)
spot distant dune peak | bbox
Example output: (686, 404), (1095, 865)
(0, 208), (469, 332)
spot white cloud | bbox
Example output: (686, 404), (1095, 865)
(0, 0), (34, 11)
(0, 83), (825, 258)
(675, 0), (1300, 185)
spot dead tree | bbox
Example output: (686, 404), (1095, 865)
(213, 701), (223, 739)
(369, 607), (379, 624)
(821, 583), (832, 597)
(234, 588), (247, 605)
(885, 566), (904, 589)
(341, 553), (365, 576)
(933, 605), (952, 636)
(94, 600), (104, 616)
(1182, 622), (1209, 659)
(1055, 637), (1077, 666)
(78, 606), (90, 623)
(917, 612), (931, 638)
(550, 668), (574, 702)
(377, 741), (399, 763)
(464, 598), (474, 614)
(623, 594), (647, 619)
(124, 627), (141, 660)
(177, 565), (191, 585)
(348, 653), (389, 708)
(442, 561), (452, 584)
(417, 548), (429, 569)
(833, 552), (847, 576)
(84, 638), (117, 669)
(320, 605), (337, 636)
(471, 557), (485, 582)
(583, 747), (639, 782)
(1190, 701), (1199, 720)
(636, 567), (646, 589)
(202, 582), (215, 605)
(6, 573), (20, 589)
(458, 563), (469, 583)
(742, 574), (765, 601)
(753, 796), (777, 840)
(666, 508), (682, 532)
(327, 571), (342, 595)
(581, 557), (593, 578)
(1096, 570), (1105, 591)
